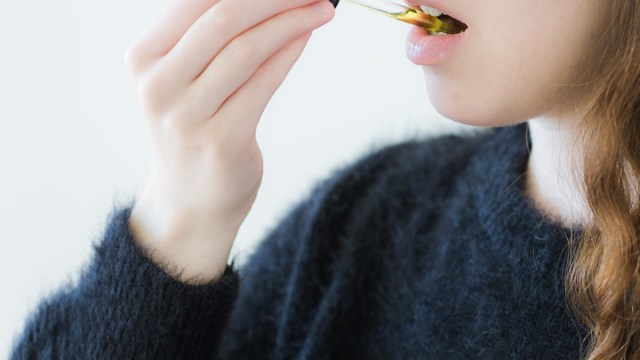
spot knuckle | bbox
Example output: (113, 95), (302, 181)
(225, 38), (256, 64)
(204, 3), (260, 64)
(138, 70), (171, 116)
(208, 11), (231, 33)
(123, 47), (137, 71)
(160, 111), (195, 141)
(124, 42), (147, 73)
(206, 2), (238, 32)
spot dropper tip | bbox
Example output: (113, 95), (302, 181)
(329, 0), (339, 8)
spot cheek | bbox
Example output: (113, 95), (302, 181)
(423, 0), (596, 127)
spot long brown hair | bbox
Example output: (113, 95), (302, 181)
(564, 0), (640, 358)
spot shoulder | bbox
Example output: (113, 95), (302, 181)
(327, 127), (494, 200)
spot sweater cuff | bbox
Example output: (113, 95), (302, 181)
(77, 206), (240, 357)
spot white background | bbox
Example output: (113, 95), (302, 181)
(0, 0), (467, 356)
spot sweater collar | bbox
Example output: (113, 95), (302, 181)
(469, 123), (579, 271)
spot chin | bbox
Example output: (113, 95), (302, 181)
(425, 82), (529, 129)
(425, 88), (497, 128)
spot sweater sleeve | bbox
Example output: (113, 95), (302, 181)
(9, 206), (240, 360)
(9, 141), (406, 360)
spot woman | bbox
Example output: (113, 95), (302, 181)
(10, 0), (640, 358)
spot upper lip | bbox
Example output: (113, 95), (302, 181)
(403, 0), (466, 26)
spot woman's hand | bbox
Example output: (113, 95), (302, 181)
(125, 0), (335, 284)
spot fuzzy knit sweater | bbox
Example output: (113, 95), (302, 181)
(10, 123), (589, 359)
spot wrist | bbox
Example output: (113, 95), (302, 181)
(128, 198), (241, 284)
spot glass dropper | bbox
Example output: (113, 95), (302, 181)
(341, 0), (465, 35)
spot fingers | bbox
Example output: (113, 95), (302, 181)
(126, 0), (222, 72)
(180, 1), (334, 121)
(209, 32), (313, 148)
(160, 0), (324, 85)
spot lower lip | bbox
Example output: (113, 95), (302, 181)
(406, 27), (467, 65)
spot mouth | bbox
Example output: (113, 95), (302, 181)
(404, 3), (468, 64)
(437, 14), (468, 33)
(419, 5), (468, 33)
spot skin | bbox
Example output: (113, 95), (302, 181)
(419, 0), (609, 227)
(127, 0), (335, 284)
(128, 0), (607, 284)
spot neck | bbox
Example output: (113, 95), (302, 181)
(525, 117), (590, 228)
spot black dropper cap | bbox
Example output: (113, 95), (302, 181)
(329, 0), (339, 8)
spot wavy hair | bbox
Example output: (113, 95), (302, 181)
(565, 0), (640, 358)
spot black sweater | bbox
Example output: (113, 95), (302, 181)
(10, 123), (589, 359)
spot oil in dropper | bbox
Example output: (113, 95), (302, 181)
(390, 7), (465, 34)
(342, 0), (466, 35)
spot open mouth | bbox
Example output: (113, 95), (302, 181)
(438, 14), (468, 32)
(419, 5), (468, 32)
